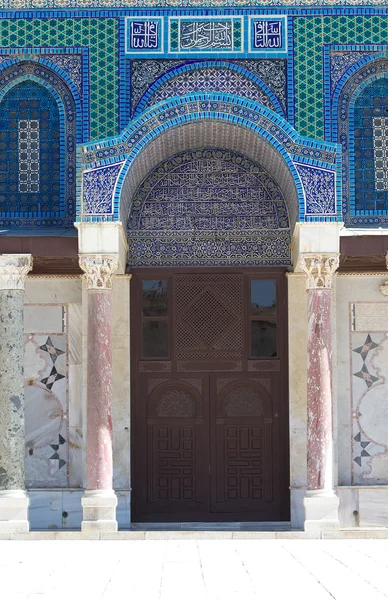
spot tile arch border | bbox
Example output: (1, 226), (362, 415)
(0, 48), (89, 143)
(333, 56), (388, 226)
(0, 61), (78, 226)
(80, 93), (341, 226)
(132, 60), (286, 119)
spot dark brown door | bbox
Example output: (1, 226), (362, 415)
(131, 270), (289, 522)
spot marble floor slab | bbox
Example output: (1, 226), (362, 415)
(2, 539), (388, 599)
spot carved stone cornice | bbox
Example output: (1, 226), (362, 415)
(79, 254), (119, 290)
(299, 253), (340, 290)
(0, 254), (33, 290)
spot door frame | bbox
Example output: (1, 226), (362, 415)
(130, 267), (290, 522)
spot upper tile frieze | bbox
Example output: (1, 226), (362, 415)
(0, 0), (387, 8)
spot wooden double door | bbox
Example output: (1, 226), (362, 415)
(131, 270), (289, 522)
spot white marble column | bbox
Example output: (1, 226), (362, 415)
(300, 254), (340, 532)
(79, 254), (119, 533)
(0, 254), (33, 532)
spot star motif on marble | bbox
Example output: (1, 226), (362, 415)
(353, 431), (371, 466)
(353, 364), (379, 389)
(353, 334), (379, 361)
(49, 434), (66, 470)
(39, 337), (65, 364)
(41, 366), (65, 391)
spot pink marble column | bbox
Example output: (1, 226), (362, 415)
(306, 288), (333, 492)
(79, 254), (119, 533)
(86, 291), (114, 491)
(300, 254), (340, 531)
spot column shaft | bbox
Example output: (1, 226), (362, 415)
(0, 290), (25, 490)
(86, 291), (113, 491)
(300, 253), (340, 532)
(80, 254), (119, 533)
(306, 289), (333, 492)
(0, 254), (32, 533)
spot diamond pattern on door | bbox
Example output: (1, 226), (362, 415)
(175, 274), (243, 359)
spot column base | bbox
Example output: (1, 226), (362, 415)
(304, 490), (340, 532)
(0, 490), (29, 533)
(81, 490), (118, 533)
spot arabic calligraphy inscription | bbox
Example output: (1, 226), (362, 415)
(180, 20), (233, 51)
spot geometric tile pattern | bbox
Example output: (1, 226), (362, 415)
(0, 18), (118, 140)
(373, 117), (388, 192)
(130, 58), (287, 117)
(18, 119), (40, 193)
(331, 54), (388, 225)
(294, 16), (388, 140)
(0, 82), (59, 217)
(354, 79), (388, 212)
(137, 66), (276, 115)
(0, 61), (76, 227)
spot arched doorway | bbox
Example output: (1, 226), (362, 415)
(125, 129), (294, 522)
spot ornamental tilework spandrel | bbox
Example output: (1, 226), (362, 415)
(139, 68), (276, 116)
(130, 59), (287, 118)
(0, 18), (118, 140)
(127, 148), (291, 267)
(295, 163), (336, 217)
(83, 163), (123, 215)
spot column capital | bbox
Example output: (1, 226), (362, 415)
(299, 253), (340, 290)
(79, 254), (119, 290)
(0, 254), (33, 291)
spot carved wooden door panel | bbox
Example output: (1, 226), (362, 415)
(133, 373), (210, 520)
(210, 373), (287, 519)
(131, 269), (289, 522)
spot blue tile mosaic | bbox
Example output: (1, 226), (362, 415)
(329, 49), (388, 226)
(353, 78), (388, 215)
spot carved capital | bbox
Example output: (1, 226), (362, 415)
(299, 253), (340, 290)
(0, 254), (33, 290)
(79, 254), (119, 290)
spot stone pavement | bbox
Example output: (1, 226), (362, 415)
(1, 539), (388, 599)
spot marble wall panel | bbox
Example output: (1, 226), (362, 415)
(28, 490), (131, 530)
(28, 491), (62, 530)
(24, 280), (84, 490)
(290, 489), (305, 530)
(336, 274), (388, 487)
(25, 276), (82, 305)
(25, 305), (65, 334)
(287, 273), (308, 493)
(24, 326), (69, 488)
(337, 487), (359, 528)
(111, 276), (131, 490)
(359, 488), (388, 527)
